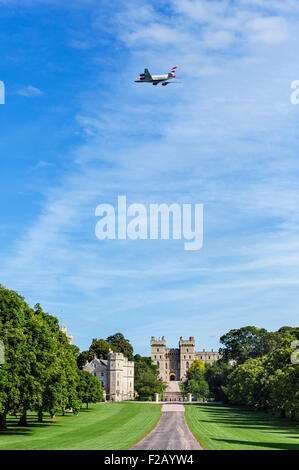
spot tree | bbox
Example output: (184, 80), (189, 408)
(106, 333), (134, 361)
(186, 359), (205, 380)
(270, 365), (299, 421)
(134, 355), (166, 399)
(77, 350), (90, 369)
(219, 326), (282, 365)
(204, 359), (232, 402)
(89, 339), (116, 360)
(223, 357), (266, 408)
(185, 377), (209, 401)
(0, 286), (37, 428)
(78, 370), (103, 408)
(264, 330), (299, 419)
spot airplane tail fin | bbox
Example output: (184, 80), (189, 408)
(168, 66), (178, 78)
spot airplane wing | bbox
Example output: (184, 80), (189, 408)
(144, 68), (152, 81)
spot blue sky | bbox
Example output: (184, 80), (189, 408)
(1, 0), (299, 355)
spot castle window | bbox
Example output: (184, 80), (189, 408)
(157, 348), (159, 352)
(187, 349), (188, 352)
(186, 362), (189, 369)
(160, 355), (162, 359)
(117, 381), (119, 386)
(93, 364), (97, 369)
(189, 355), (191, 359)
(157, 361), (160, 368)
(101, 372), (104, 377)
(93, 372), (97, 377)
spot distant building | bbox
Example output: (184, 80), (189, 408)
(151, 336), (221, 382)
(59, 326), (73, 345)
(83, 350), (134, 402)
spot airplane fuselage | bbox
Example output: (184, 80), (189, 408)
(135, 66), (177, 86)
(135, 74), (170, 83)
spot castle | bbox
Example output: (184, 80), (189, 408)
(59, 326), (73, 345)
(83, 350), (134, 402)
(151, 336), (221, 382)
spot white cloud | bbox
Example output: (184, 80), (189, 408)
(29, 161), (53, 172)
(16, 85), (43, 97)
(246, 16), (288, 43)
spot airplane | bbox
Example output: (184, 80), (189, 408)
(135, 66), (178, 86)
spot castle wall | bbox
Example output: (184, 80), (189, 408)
(151, 336), (221, 382)
(83, 351), (134, 402)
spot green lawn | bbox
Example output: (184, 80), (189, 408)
(185, 403), (299, 450)
(0, 403), (161, 450)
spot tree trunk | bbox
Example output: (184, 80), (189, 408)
(38, 410), (43, 423)
(0, 413), (7, 430)
(280, 409), (286, 418)
(291, 410), (296, 421)
(86, 402), (88, 409)
(18, 411), (27, 426)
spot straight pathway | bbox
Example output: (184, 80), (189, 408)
(131, 404), (202, 450)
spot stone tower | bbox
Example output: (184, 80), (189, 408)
(151, 336), (221, 382)
(150, 336), (167, 380)
(106, 350), (134, 401)
(179, 336), (195, 381)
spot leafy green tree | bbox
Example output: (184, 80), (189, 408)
(223, 357), (266, 407)
(186, 376), (209, 401)
(270, 365), (299, 420)
(204, 359), (232, 402)
(89, 339), (116, 360)
(186, 359), (205, 380)
(107, 333), (134, 361)
(31, 304), (81, 420)
(78, 370), (103, 408)
(264, 329), (299, 419)
(0, 286), (37, 428)
(134, 355), (165, 399)
(219, 326), (282, 365)
(77, 350), (90, 369)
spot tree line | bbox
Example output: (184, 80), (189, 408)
(0, 285), (103, 429)
(183, 326), (299, 421)
(0, 285), (164, 430)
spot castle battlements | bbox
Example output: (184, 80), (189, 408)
(150, 336), (221, 382)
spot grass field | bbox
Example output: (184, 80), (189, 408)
(0, 403), (161, 450)
(185, 403), (299, 450)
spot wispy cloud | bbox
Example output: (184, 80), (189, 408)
(29, 161), (53, 172)
(16, 85), (43, 97)
(1, 0), (299, 352)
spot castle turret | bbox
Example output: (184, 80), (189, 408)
(59, 326), (73, 345)
(107, 350), (135, 401)
(151, 336), (167, 381)
(179, 336), (195, 381)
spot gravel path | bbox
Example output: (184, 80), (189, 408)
(131, 404), (202, 450)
